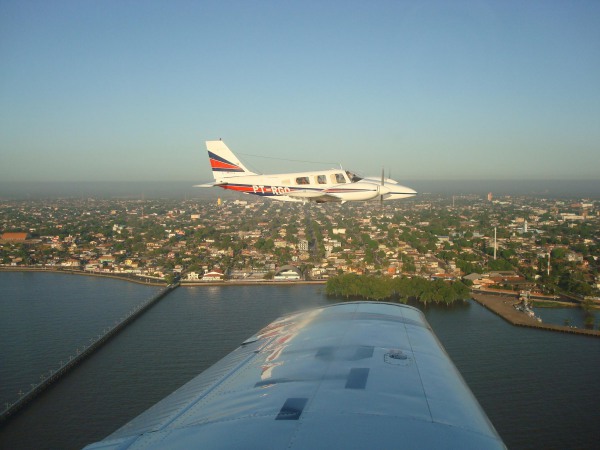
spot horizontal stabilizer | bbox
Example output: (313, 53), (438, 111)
(193, 181), (228, 188)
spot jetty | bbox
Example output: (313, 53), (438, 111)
(471, 291), (600, 337)
(0, 283), (179, 425)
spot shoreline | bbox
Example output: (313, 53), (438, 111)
(0, 267), (166, 286)
(0, 267), (327, 287)
(3, 268), (596, 336)
(181, 280), (326, 286)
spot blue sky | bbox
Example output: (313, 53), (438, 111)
(1, 0), (599, 182)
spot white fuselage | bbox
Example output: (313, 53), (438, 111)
(215, 169), (415, 203)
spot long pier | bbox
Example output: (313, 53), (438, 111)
(0, 283), (179, 425)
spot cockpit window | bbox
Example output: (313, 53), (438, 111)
(346, 170), (362, 182)
(334, 173), (346, 184)
(296, 176), (310, 185)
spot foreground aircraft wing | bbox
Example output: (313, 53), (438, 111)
(84, 302), (505, 450)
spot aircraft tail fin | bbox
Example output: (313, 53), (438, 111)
(206, 140), (256, 180)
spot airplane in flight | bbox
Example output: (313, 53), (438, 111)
(196, 140), (417, 203)
(85, 302), (505, 449)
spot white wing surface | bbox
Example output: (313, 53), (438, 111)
(84, 302), (505, 449)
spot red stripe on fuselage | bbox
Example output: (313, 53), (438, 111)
(222, 185), (255, 193)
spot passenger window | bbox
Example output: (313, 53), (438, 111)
(316, 175), (327, 184)
(335, 173), (346, 183)
(296, 176), (310, 185)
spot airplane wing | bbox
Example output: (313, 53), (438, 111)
(285, 189), (342, 202)
(84, 302), (505, 450)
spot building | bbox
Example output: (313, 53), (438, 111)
(185, 271), (201, 281)
(274, 265), (302, 281)
(202, 269), (224, 281)
(298, 239), (309, 251)
(1, 232), (29, 242)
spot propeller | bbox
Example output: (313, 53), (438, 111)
(380, 168), (385, 207)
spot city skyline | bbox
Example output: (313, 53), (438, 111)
(1, 1), (599, 183)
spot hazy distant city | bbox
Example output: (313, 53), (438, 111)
(1, 190), (598, 307)
(1, 179), (600, 200)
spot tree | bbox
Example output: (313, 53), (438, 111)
(326, 274), (470, 305)
(164, 273), (175, 285)
(488, 259), (514, 271)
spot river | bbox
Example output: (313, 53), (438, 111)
(0, 273), (599, 449)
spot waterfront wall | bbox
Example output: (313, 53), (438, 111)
(471, 292), (600, 338)
(1, 267), (327, 287)
(0, 284), (178, 425)
(0, 266), (166, 286)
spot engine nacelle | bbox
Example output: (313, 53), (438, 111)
(325, 181), (382, 201)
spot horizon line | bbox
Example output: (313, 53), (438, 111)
(2, 178), (600, 184)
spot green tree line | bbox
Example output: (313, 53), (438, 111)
(326, 273), (471, 305)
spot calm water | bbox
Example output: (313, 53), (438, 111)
(534, 305), (598, 329)
(0, 272), (162, 407)
(1, 274), (599, 449)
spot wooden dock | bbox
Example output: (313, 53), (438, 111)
(471, 292), (600, 337)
